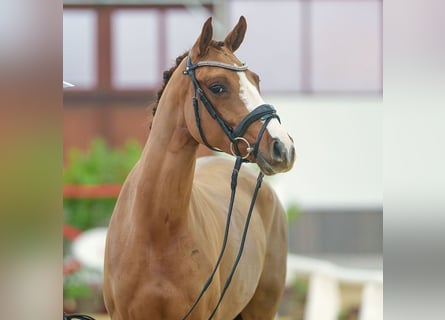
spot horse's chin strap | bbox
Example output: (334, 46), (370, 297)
(183, 55), (280, 160)
(181, 156), (264, 320)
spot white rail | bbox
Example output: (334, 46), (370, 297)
(286, 254), (383, 320)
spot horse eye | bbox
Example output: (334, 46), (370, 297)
(209, 84), (227, 95)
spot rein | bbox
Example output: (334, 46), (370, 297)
(63, 313), (95, 320)
(181, 55), (277, 319)
(182, 156), (264, 320)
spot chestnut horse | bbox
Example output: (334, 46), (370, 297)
(103, 16), (295, 320)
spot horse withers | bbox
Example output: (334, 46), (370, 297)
(103, 16), (295, 320)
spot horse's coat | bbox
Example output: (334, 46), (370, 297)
(103, 16), (295, 320)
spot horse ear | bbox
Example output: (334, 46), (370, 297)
(192, 17), (213, 57)
(224, 16), (247, 52)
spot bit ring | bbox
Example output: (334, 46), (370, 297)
(230, 137), (253, 159)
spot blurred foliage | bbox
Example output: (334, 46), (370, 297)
(279, 277), (308, 319)
(64, 197), (116, 233)
(287, 202), (302, 222)
(63, 263), (103, 309)
(281, 277), (362, 320)
(292, 277), (308, 303)
(63, 138), (142, 232)
(64, 275), (92, 300)
(64, 138), (141, 184)
(338, 305), (360, 320)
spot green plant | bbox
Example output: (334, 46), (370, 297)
(63, 264), (102, 307)
(292, 277), (308, 303)
(63, 138), (142, 232)
(279, 277), (308, 319)
(64, 278), (92, 300)
(338, 305), (360, 320)
(64, 138), (141, 184)
(287, 202), (302, 222)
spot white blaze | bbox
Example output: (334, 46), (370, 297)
(237, 72), (293, 149)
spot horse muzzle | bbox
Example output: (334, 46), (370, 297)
(256, 136), (295, 175)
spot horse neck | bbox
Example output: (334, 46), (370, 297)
(133, 78), (199, 238)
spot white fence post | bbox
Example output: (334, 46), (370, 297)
(304, 272), (340, 320)
(359, 282), (383, 320)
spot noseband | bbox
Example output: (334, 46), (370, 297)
(183, 55), (280, 160)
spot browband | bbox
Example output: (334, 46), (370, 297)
(183, 57), (248, 74)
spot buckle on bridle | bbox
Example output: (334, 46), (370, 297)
(230, 137), (253, 159)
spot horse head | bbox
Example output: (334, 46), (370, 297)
(181, 16), (295, 175)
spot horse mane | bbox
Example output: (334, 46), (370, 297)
(151, 40), (225, 120)
(151, 51), (188, 118)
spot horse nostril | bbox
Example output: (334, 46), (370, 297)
(289, 144), (296, 162)
(272, 139), (286, 162)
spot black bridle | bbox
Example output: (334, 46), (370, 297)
(182, 54), (280, 160)
(181, 55), (281, 320)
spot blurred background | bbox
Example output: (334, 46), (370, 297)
(63, 0), (382, 319)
